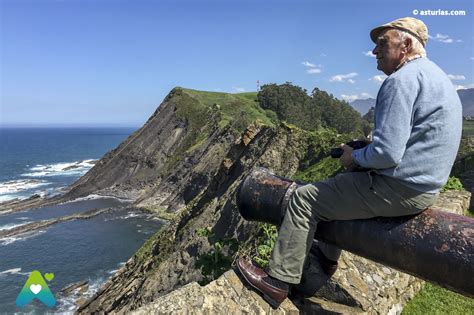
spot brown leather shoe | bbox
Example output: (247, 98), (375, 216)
(236, 258), (288, 308)
(310, 241), (338, 277)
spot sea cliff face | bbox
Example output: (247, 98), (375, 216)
(67, 87), (324, 312)
(76, 112), (315, 313)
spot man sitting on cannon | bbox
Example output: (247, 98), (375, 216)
(237, 17), (462, 308)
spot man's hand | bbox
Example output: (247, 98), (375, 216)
(339, 143), (356, 171)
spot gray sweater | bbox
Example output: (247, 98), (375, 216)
(352, 57), (462, 193)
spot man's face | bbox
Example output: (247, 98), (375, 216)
(372, 29), (405, 75)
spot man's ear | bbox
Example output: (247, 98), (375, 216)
(403, 37), (413, 53)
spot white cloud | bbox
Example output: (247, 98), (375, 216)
(364, 51), (376, 57)
(360, 92), (374, 98)
(232, 87), (246, 93)
(341, 94), (359, 102)
(440, 38), (453, 43)
(347, 79), (356, 84)
(341, 92), (374, 102)
(307, 68), (321, 74)
(454, 83), (474, 90)
(448, 74), (466, 81)
(302, 61), (322, 74)
(320, 53), (327, 57)
(369, 75), (387, 83)
(330, 72), (358, 83)
(302, 61), (316, 67)
(429, 33), (459, 43)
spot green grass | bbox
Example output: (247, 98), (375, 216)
(159, 88), (276, 175)
(402, 283), (474, 315)
(181, 88), (275, 129)
(134, 227), (166, 263)
(462, 120), (474, 137)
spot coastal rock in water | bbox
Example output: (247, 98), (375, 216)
(61, 280), (89, 296)
(58, 280), (90, 309)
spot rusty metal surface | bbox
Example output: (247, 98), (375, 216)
(237, 167), (293, 225)
(315, 209), (474, 298)
(237, 167), (474, 298)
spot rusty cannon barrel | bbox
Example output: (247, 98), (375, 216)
(237, 167), (300, 226)
(237, 167), (474, 298)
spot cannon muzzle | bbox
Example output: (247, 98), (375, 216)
(237, 167), (300, 226)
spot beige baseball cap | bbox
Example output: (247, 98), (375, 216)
(370, 17), (429, 47)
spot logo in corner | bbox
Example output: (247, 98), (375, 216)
(16, 270), (56, 308)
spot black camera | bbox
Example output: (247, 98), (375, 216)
(330, 140), (370, 158)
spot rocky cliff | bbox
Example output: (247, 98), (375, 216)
(65, 87), (471, 314)
(76, 117), (316, 313)
(69, 87), (344, 313)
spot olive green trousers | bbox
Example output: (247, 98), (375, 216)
(267, 170), (439, 284)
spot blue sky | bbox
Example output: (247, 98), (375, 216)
(1, 0), (473, 127)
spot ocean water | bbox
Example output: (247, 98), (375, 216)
(0, 128), (166, 313)
(0, 127), (136, 202)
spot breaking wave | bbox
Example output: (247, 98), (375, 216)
(0, 222), (33, 231)
(0, 179), (51, 195)
(21, 159), (97, 177)
(0, 230), (47, 246)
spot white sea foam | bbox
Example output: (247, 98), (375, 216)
(0, 179), (51, 195)
(0, 267), (29, 276)
(58, 194), (133, 205)
(0, 268), (21, 275)
(107, 261), (126, 275)
(104, 211), (145, 221)
(56, 295), (77, 312)
(0, 195), (21, 203)
(120, 212), (142, 219)
(21, 159), (97, 177)
(57, 273), (111, 313)
(0, 230), (46, 246)
(0, 221), (32, 231)
(1, 236), (20, 246)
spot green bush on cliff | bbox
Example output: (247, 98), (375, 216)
(195, 227), (239, 285)
(441, 176), (464, 192)
(257, 82), (369, 136)
(294, 157), (343, 183)
(253, 224), (278, 268)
